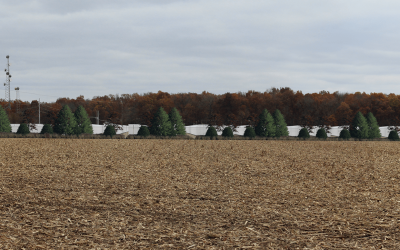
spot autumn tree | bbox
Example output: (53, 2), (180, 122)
(21, 100), (39, 130)
(53, 105), (77, 135)
(74, 105), (93, 135)
(216, 93), (243, 128)
(8, 88), (400, 131)
(335, 102), (353, 127)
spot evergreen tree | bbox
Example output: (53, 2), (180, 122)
(339, 129), (351, 140)
(366, 112), (381, 139)
(16, 123), (30, 135)
(222, 127), (234, 137)
(103, 125), (116, 138)
(273, 109), (289, 137)
(243, 126), (256, 138)
(150, 107), (172, 136)
(137, 126), (150, 137)
(74, 105), (93, 135)
(40, 124), (54, 134)
(350, 112), (369, 139)
(53, 105), (78, 135)
(298, 128), (310, 138)
(205, 126), (218, 137)
(316, 128), (327, 139)
(168, 107), (186, 135)
(388, 130), (400, 141)
(255, 109), (275, 137)
(0, 105), (11, 133)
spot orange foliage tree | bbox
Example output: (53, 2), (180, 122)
(3, 88), (400, 129)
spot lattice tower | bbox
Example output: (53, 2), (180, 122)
(4, 55), (11, 110)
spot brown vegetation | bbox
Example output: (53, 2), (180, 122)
(3, 88), (400, 128)
(0, 139), (399, 248)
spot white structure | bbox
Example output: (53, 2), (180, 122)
(185, 124), (210, 136)
(9, 124), (395, 138)
(11, 124), (44, 133)
(11, 124), (133, 135)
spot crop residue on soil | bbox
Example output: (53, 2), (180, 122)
(0, 139), (399, 249)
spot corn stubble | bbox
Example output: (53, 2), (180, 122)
(0, 139), (399, 249)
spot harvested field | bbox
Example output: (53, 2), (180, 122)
(0, 139), (399, 249)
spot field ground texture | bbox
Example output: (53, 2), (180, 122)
(0, 139), (399, 249)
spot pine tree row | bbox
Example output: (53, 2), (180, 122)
(1, 104), (400, 140)
(137, 107), (186, 137)
(205, 109), (289, 138)
(299, 111), (385, 140)
(0, 104), (93, 136)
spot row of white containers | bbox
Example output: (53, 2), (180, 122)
(10, 124), (393, 137)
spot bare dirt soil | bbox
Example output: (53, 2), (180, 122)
(0, 139), (399, 249)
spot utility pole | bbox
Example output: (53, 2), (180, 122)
(39, 98), (40, 124)
(121, 100), (123, 125)
(90, 110), (99, 125)
(4, 55), (11, 110)
(15, 87), (20, 113)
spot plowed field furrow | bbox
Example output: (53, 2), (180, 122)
(0, 139), (400, 249)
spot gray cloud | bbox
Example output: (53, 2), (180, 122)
(1, 0), (400, 102)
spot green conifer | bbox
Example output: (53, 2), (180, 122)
(205, 126), (218, 137)
(137, 126), (150, 137)
(316, 128), (327, 139)
(273, 109), (289, 137)
(243, 126), (256, 138)
(388, 130), (400, 141)
(40, 124), (53, 134)
(103, 125), (116, 138)
(298, 128), (310, 138)
(0, 105), (11, 133)
(169, 107), (186, 135)
(339, 129), (351, 140)
(255, 109), (275, 137)
(150, 107), (172, 136)
(53, 105), (78, 135)
(74, 105), (93, 135)
(16, 123), (30, 135)
(366, 112), (381, 139)
(222, 127), (234, 137)
(350, 112), (369, 139)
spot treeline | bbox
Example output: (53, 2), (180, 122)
(1, 103), (400, 140)
(0, 104), (187, 138)
(0, 105), (95, 136)
(2, 88), (400, 128)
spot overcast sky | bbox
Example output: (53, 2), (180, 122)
(1, 0), (400, 103)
